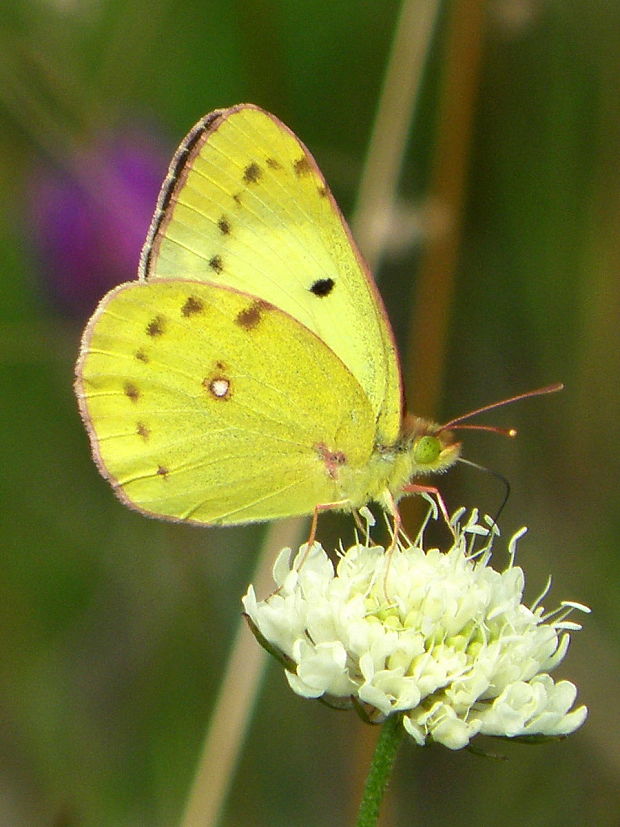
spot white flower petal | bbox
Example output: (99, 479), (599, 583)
(402, 715), (426, 746)
(244, 510), (588, 750)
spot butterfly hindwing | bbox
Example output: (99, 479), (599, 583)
(140, 104), (402, 444)
(76, 280), (377, 525)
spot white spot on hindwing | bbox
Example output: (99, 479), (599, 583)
(209, 378), (230, 398)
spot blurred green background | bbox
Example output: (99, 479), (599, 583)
(1, 0), (618, 824)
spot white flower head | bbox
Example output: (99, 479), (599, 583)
(242, 509), (588, 750)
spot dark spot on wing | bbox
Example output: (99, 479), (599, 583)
(124, 382), (140, 402)
(310, 278), (335, 297)
(137, 422), (150, 440)
(243, 162), (262, 184)
(181, 296), (204, 317)
(232, 192), (242, 206)
(294, 157), (311, 177)
(318, 185), (328, 198)
(209, 255), (223, 274)
(135, 349), (149, 363)
(157, 465), (169, 478)
(235, 300), (268, 330)
(266, 157), (282, 170)
(217, 216), (231, 235)
(146, 315), (165, 336)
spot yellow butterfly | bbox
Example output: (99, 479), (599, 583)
(75, 104), (555, 533)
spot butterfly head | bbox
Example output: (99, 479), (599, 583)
(404, 416), (462, 475)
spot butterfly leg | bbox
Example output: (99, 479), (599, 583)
(352, 510), (364, 532)
(401, 483), (455, 536)
(378, 491), (403, 599)
(352, 509), (371, 538)
(307, 499), (352, 546)
(291, 500), (352, 573)
(382, 490), (403, 553)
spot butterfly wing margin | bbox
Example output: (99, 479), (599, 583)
(75, 280), (377, 525)
(139, 103), (403, 444)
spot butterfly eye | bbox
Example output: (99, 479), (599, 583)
(413, 435), (441, 466)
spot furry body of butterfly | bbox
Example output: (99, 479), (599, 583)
(75, 104), (461, 526)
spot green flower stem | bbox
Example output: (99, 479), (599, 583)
(356, 713), (406, 827)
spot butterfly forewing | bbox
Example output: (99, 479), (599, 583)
(140, 104), (402, 443)
(76, 280), (377, 525)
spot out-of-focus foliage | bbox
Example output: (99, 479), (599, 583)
(1, 1), (617, 824)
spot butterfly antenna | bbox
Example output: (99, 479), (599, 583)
(439, 383), (564, 434)
(457, 457), (511, 532)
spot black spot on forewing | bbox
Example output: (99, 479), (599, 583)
(181, 296), (204, 317)
(318, 185), (328, 198)
(209, 255), (223, 274)
(157, 465), (169, 478)
(243, 162), (262, 184)
(124, 382), (140, 402)
(310, 278), (335, 297)
(217, 216), (231, 235)
(146, 315), (165, 336)
(266, 157), (282, 170)
(135, 349), (149, 363)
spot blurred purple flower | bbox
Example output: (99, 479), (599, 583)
(28, 122), (171, 320)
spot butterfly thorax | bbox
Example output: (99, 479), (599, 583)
(335, 416), (461, 512)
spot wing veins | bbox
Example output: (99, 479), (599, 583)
(181, 474), (313, 522)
